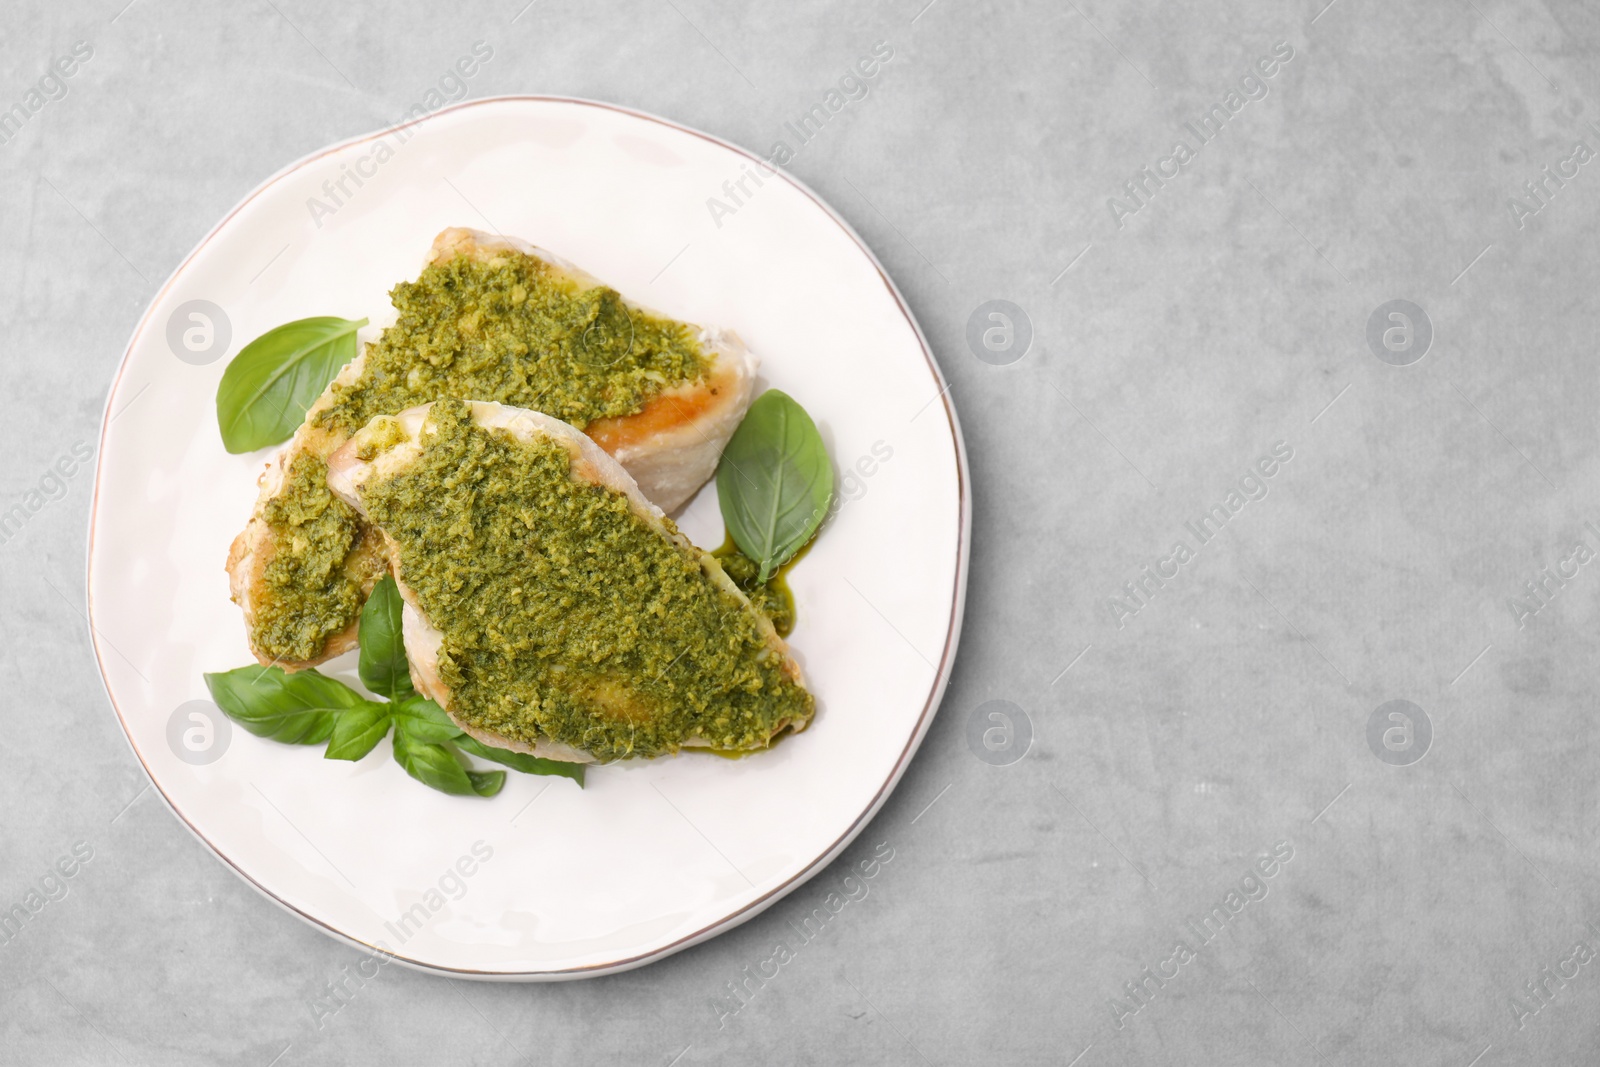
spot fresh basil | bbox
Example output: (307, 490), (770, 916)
(392, 697), (582, 787)
(358, 577), (414, 702)
(325, 703), (392, 762)
(209, 519), (588, 794)
(466, 770), (506, 797)
(457, 734), (586, 786)
(716, 389), (834, 583)
(392, 695), (465, 744)
(206, 659), (584, 795)
(392, 723), (489, 796)
(204, 665), (370, 745)
(215, 316), (367, 453)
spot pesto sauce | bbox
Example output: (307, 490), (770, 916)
(316, 254), (707, 436)
(255, 453), (368, 662)
(711, 532), (800, 637)
(362, 400), (813, 762)
(251, 252), (709, 664)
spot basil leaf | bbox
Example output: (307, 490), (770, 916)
(466, 769), (506, 797)
(456, 734), (586, 786)
(358, 576), (414, 701)
(716, 389), (834, 583)
(325, 703), (392, 761)
(204, 665), (369, 744)
(392, 695), (464, 744)
(216, 316), (367, 453)
(391, 724), (477, 795)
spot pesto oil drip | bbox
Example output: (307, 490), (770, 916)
(697, 535), (814, 759)
(360, 400), (813, 762)
(711, 531), (807, 637)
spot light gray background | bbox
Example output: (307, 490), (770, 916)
(3, 0), (1598, 1063)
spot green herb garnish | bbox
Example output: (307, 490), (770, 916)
(203, 664), (371, 745)
(715, 389), (834, 583)
(215, 316), (367, 453)
(392, 717), (504, 798)
(356, 571), (414, 702)
(205, 575), (583, 796)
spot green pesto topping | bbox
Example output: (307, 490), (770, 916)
(353, 415), (408, 461)
(361, 400), (813, 762)
(712, 544), (796, 637)
(253, 250), (707, 663)
(255, 453), (368, 663)
(315, 253), (707, 437)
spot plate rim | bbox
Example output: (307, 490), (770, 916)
(84, 93), (971, 980)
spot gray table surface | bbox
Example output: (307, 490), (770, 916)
(4, 0), (1599, 1063)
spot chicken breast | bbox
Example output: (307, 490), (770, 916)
(420, 228), (757, 512)
(325, 399), (813, 764)
(227, 228), (757, 671)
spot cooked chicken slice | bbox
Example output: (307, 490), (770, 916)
(325, 399), (813, 764)
(227, 227), (756, 671)
(420, 228), (757, 512)
(224, 353), (389, 666)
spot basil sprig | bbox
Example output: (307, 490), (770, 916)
(324, 702), (391, 761)
(203, 576), (583, 797)
(390, 694), (583, 790)
(358, 574), (414, 702)
(716, 389), (834, 583)
(215, 316), (367, 453)
(204, 665), (370, 745)
(392, 716), (504, 798)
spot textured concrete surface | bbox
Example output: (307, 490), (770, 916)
(3, 0), (1600, 1063)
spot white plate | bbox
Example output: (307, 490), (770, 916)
(87, 96), (969, 979)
